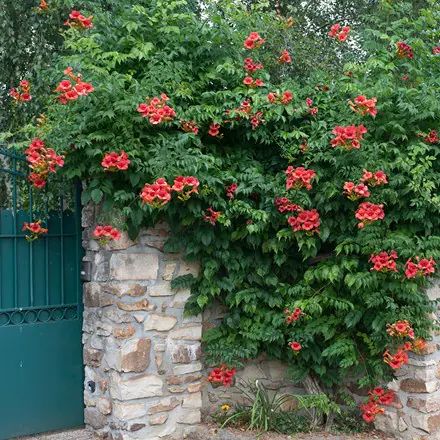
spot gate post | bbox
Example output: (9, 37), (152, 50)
(81, 205), (202, 440)
(376, 282), (440, 440)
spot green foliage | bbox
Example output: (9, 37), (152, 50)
(26, 0), (440, 391)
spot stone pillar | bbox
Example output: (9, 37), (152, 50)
(376, 283), (440, 440)
(82, 205), (202, 440)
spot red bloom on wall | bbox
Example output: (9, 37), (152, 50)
(360, 387), (394, 423)
(64, 10), (94, 29)
(328, 24), (350, 42)
(204, 207), (222, 225)
(360, 169), (388, 186)
(243, 57), (264, 72)
(208, 365), (236, 387)
(243, 77), (264, 87)
(267, 91), (293, 105)
(22, 220), (48, 242)
(137, 94), (176, 125)
(172, 176), (200, 200)
(387, 320), (414, 339)
(93, 225), (122, 244)
(208, 123), (222, 137)
(405, 257), (436, 279)
(279, 50), (292, 64)
(396, 41), (414, 59)
(355, 202), (384, 228)
(433, 46), (440, 55)
(331, 125), (367, 150)
(101, 151), (130, 171)
(349, 95), (377, 117)
(275, 197), (302, 213)
(343, 182), (370, 200)
(369, 251), (398, 272)
(243, 32), (265, 50)
(285, 166), (316, 191)
(55, 67), (93, 104)
(226, 183), (238, 200)
(284, 307), (303, 324)
(9, 79), (32, 103)
(383, 347), (409, 370)
(289, 341), (302, 351)
(288, 209), (320, 234)
(180, 120), (199, 135)
(140, 178), (172, 207)
(38, 0), (49, 11)
(423, 130), (439, 144)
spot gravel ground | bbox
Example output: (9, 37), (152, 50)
(16, 425), (395, 440)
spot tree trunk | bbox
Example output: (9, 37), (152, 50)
(302, 374), (325, 428)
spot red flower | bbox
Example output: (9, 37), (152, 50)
(396, 41), (414, 59)
(308, 107), (318, 116)
(349, 95), (377, 117)
(208, 123), (222, 137)
(38, 0), (48, 11)
(9, 80), (32, 103)
(423, 130), (439, 144)
(369, 251), (398, 272)
(343, 182), (370, 200)
(386, 320), (414, 339)
(140, 178), (172, 207)
(204, 207), (222, 225)
(281, 91), (293, 105)
(305, 98), (313, 107)
(56, 68), (93, 103)
(180, 120), (199, 135)
(275, 197), (302, 213)
(433, 46), (440, 55)
(360, 169), (388, 186)
(268, 91), (293, 105)
(171, 176), (199, 200)
(331, 125), (367, 150)
(243, 58), (263, 72)
(226, 183), (238, 200)
(22, 220), (48, 241)
(101, 151), (130, 171)
(93, 225), (122, 244)
(65, 10), (93, 29)
(208, 365), (236, 387)
(289, 341), (302, 351)
(412, 338), (427, 354)
(383, 347), (409, 370)
(355, 202), (384, 228)
(284, 307), (303, 324)
(328, 24), (350, 42)
(405, 257), (436, 279)
(288, 209), (320, 234)
(243, 76), (254, 86)
(137, 95), (176, 125)
(243, 32), (265, 50)
(279, 50), (292, 64)
(285, 166), (316, 191)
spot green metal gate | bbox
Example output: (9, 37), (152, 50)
(0, 147), (84, 439)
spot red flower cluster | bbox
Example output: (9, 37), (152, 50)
(289, 341), (302, 351)
(387, 320), (414, 339)
(285, 166), (316, 191)
(92, 225), (122, 244)
(275, 197), (302, 213)
(180, 120), (199, 135)
(433, 46), (440, 55)
(204, 207), (222, 225)
(172, 176), (200, 200)
(208, 123), (222, 137)
(140, 178), (172, 207)
(396, 41), (414, 59)
(226, 183), (238, 200)
(137, 94), (176, 125)
(243, 32), (265, 50)
(9, 80), (32, 103)
(267, 91), (293, 105)
(208, 365), (236, 387)
(101, 151), (130, 171)
(423, 130), (439, 144)
(412, 338), (428, 354)
(56, 67), (94, 104)
(25, 138), (64, 189)
(349, 95), (377, 117)
(308, 106), (318, 116)
(250, 111), (264, 129)
(360, 387), (395, 423)
(243, 57), (263, 72)
(331, 125), (367, 150)
(355, 202), (384, 228)
(38, 0), (48, 11)
(405, 257), (436, 279)
(64, 10), (93, 29)
(343, 182), (370, 200)
(360, 169), (388, 186)
(278, 50), (292, 64)
(328, 24), (350, 42)
(22, 221), (48, 242)
(243, 76), (264, 87)
(288, 209), (320, 234)
(383, 346), (409, 370)
(305, 98), (313, 107)
(284, 307), (303, 324)
(369, 251), (398, 272)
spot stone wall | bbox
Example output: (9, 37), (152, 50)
(375, 283), (440, 440)
(82, 205), (202, 440)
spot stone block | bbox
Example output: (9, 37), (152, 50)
(117, 299), (154, 312)
(113, 325), (136, 339)
(400, 378), (439, 393)
(408, 394), (440, 413)
(85, 407), (107, 429)
(110, 253), (159, 281)
(84, 283), (113, 308)
(187, 382), (202, 393)
(177, 409), (201, 425)
(167, 373), (202, 385)
(412, 413), (440, 433)
(173, 362), (203, 375)
(149, 414), (168, 426)
(84, 348), (103, 368)
(121, 338), (151, 373)
(113, 401), (147, 420)
(144, 315), (177, 332)
(147, 397), (182, 415)
(171, 344), (201, 364)
(182, 392), (202, 409)
(170, 289), (191, 308)
(178, 261), (200, 277)
(162, 262), (177, 281)
(149, 283), (175, 297)
(96, 397), (112, 415)
(110, 373), (163, 400)
(169, 326), (202, 341)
